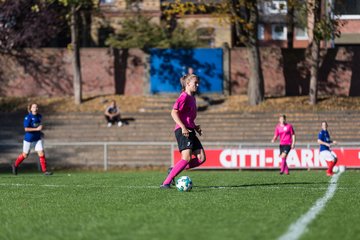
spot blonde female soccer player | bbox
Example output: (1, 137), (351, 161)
(317, 121), (338, 176)
(271, 114), (296, 175)
(12, 103), (52, 175)
(160, 74), (206, 189)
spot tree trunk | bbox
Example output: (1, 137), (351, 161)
(309, 40), (319, 105)
(247, 45), (264, 105)
(287, 4), (294, 49)
(247, 1), (264, 106)
(80, 10), (91, 47)
(113, 48), (128, 94)
(308, 0), (322, 105)
(71, 6), (82, 105)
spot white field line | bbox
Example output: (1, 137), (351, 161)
(278, 172), (342, 240)
(0, 183), (159, 189)
(0, 183), (346, 191)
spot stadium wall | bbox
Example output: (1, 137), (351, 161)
(0, 48), (145, 97)
(230, 47), (360, 96)
(0, 47), (359, 97)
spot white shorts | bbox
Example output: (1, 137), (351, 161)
(23, 140), (44, 154)
(319, 150), (337, 162)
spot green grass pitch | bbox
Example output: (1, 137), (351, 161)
(0, 170), (359, 240)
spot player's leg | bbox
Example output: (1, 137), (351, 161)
(186, 136), (206, 170)
(35, 140), (52, 175)
(279, 145), (286, 174)
(114, 115), (122, 127)
(325, 151), (337, 176)
(280, 152), (286, 174)
(186, 148), (206, 170)
(280, 145), (290, 175)
(13, 141), (30, 174)
(161, 129), (194, 188)
(105, 115), (112, 127)
(161, 149), (191, 188)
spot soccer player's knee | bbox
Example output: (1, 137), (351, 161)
(200, 155), (206, 163)
(38, 151), (45, 157)
(22, 153), (28, 158)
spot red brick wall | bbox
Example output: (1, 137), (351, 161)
(230, 47), (359, 96)
(1, 47), (359, 97)
(0, 48), (145, 97)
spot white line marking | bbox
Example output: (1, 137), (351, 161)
(0, 183), (346, 191)
(0, 183), (158, 189)
(278, 172), (342, 240)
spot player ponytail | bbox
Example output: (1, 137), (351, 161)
(180, 75), (187, 92)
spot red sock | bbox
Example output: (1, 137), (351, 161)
(186, 158), (205, 170)
(326, 161), (335, 174)
(39, 156), (47, 172)
(15, 154), (25, 167)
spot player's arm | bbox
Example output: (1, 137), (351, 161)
(171, 109), (190, 137)
(24, 117), (42, 132)
(317, 139), (330, 147)
(25, 125), (42, 132)
(271, 128), (278, 143)
(317, 132), (331, 147)
(104, 107), (112, 117)
(195, 124), (202, 136)
(291, 134), (296, 149)
(317, 139), (337, 147)
(114, 107), (121, 117)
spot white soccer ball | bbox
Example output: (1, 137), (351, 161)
(176, 176), (193, 192)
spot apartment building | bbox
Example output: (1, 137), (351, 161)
(93, 0), (360, 48)
(334, 0), (360, 45)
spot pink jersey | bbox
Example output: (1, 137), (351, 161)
(173, 92), (197, 130)
(274, 123), (295, 145)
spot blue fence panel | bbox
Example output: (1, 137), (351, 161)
(150, 48), (223, 93)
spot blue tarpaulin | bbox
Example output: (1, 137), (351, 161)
(150, 48), (223, 93)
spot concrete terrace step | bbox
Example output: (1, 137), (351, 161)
(1, 110), (360, 168)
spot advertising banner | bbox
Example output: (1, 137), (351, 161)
(173, 148), (360, 169)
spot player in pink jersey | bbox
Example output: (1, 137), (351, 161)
(271, 114), (296, 175)
(160, 74), (206, 189)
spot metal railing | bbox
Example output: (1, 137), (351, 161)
(1, 141), (359, 170)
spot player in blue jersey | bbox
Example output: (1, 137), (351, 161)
(317, 121), (337, 176)
(12, 103), (52, 175)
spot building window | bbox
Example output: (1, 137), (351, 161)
(295, 27), (308, 40)
(335, 0), (360, 19)
(197, 27), (215, 47)
(258, 24), (265, 40)
(100, 0), (115, 4)
(127, 0), (143, 10)
(272, 24), (287, 40)
(265, 0), (287, 14)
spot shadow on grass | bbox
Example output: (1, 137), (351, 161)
(194, 181), (329, 189)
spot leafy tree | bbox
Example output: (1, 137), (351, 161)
(58, 0), (96, 105)
(303, 0), (344, 104)
(163, 0), (265, 105)
(0, 0), (64, 54)
(106, 15), (200, 50)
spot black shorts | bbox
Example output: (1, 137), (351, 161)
(279, 145), (291, 155)
(175, 128), (203, 152)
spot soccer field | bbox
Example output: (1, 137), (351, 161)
(0, 170), (358, 240)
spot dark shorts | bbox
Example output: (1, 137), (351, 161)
(175, 128), (203, 152)
(279, 145), (291, 155)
